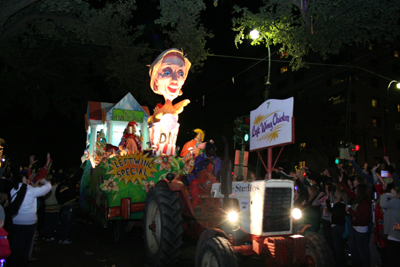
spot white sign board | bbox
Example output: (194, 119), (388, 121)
(249, 97), (294, 151)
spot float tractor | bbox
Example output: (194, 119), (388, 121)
(143, 138), (333, 267)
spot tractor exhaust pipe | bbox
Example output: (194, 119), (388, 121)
(220, 136), (232, 204)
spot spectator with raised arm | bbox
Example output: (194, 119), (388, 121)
(383, 156), (400, 187)
(8, 153), (52, 267)
(304, 166), (333, 192)
(301, 185), (321, 232)
(347, 154), (373, 194)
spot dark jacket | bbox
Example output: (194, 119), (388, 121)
(326, 200), (347, 226)
(56, 168), (83, 206)
(348, 199), (371, 227)
(302, 196), (321, 232)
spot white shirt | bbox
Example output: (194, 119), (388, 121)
(11, 182), (51, 225)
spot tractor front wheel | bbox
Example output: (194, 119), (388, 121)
(304, 232), (334, 267)
(197, 236), (237, 267)
(143, 182), (183, 267)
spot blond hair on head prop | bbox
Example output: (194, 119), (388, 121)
(149, 48), (191, 94)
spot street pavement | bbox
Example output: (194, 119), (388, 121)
(29, 206), (265, 267)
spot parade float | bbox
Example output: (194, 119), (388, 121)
(80, 48), (204, 230)
(80, 48), (331, 267)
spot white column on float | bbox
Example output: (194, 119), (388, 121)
(89, 124), (98, 158)
(143, 120), (149, 150)
(107, 121), (113, 144)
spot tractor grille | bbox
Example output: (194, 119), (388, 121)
(262, 187), (292, 233)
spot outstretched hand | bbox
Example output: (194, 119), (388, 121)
(384, 156), (390, 165)
(372, 163), (380, 171)
(29, 155), (38, 167)
(46, 153), (51, 167)
(338, 173), (343, 183)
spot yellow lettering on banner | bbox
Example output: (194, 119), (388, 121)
(107, 152), (157, 185)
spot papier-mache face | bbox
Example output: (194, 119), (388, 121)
(149, 48), (191, 102)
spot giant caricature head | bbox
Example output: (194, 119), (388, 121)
(149, 48), (191, 102)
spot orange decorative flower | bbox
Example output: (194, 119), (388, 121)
(154, 155), (174, 171)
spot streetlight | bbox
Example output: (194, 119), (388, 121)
(384, 80), (400, 155)
(251, 29), (273, 179)
(250, 29), (271, 100)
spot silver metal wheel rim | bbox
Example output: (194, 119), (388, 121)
(146, 200), (161, 254)
(201, 251), (218, 267)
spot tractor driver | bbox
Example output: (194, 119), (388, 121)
(188, 141), (221, 183)
(188, 141), (221, 209)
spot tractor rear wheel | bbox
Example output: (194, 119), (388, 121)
(143, 182), (183, 267)
(304, 232), (334, 267)
(197, 236), (237, 267)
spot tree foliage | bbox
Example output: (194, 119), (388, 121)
(155, 0), (213, 71)
(1, 0), (400, 121)
(0, 0), (146, 119)
(232, 0), (400, 70)
(0, 0), (212, 121)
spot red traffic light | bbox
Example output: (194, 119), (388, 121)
(352, 145), (359, 152)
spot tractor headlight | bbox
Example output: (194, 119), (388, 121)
(228, 211), (239, 222)
(292, 208), (302, 220)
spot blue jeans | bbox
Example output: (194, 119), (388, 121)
(332, 225), (345, 266)
(322, 219), (335, 254)
(9, 223), (37, 267)
(42, 211), (59, 239)
(58, 204), (74, 241)
(347, 217), (358, 264)
(354, 229), (370, 267)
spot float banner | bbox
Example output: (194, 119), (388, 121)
(112, 109), (144, 123)
(107, 153), (157, 184)
(250, 97), (294, 151)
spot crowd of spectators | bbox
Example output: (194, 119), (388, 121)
(0, 153), (82, 266)
(242, 154), (400, 267)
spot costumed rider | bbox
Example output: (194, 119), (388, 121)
(119, 121), (142, 156)
(189, 141), (221, 209)
(180, 128), (207, 160)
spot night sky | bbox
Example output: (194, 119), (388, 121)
(0, 1), (268, 171)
